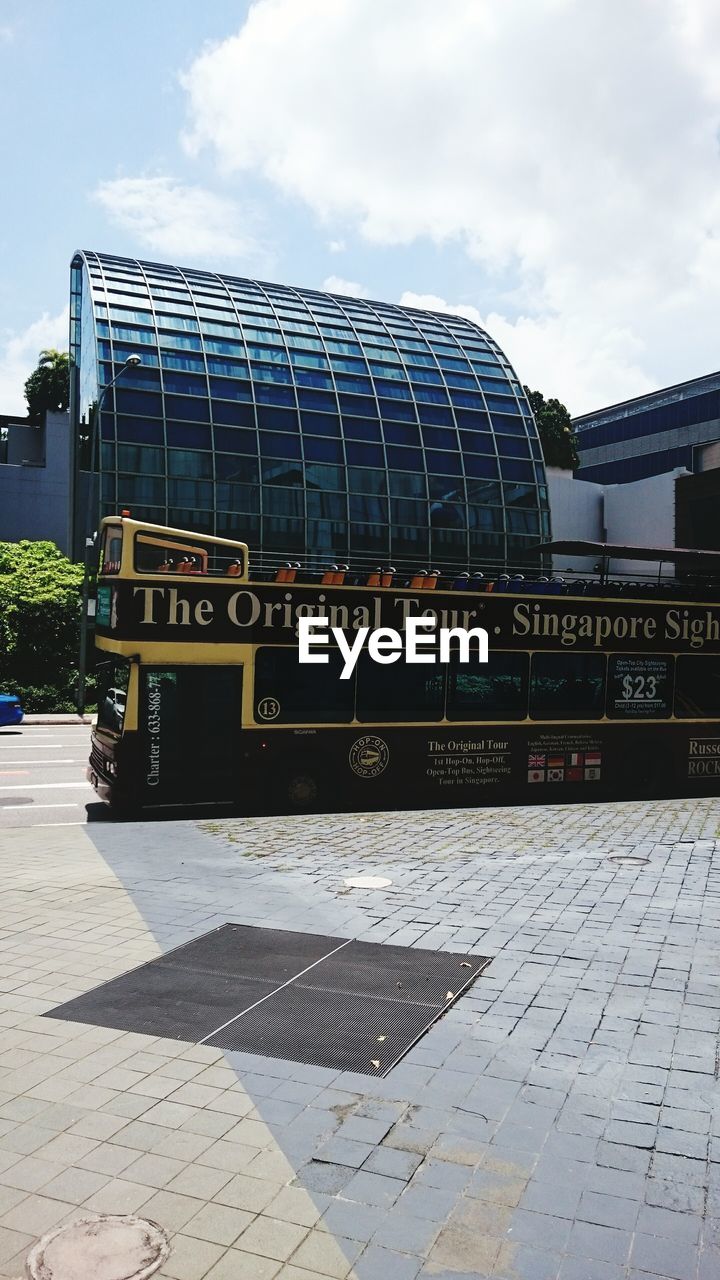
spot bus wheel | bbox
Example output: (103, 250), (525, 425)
(285, 771), (320, 811)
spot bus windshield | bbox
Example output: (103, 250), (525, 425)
(96, 658), (130, 735)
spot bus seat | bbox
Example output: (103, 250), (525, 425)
(452, 572), (471, 590)
(177, 557), (192, 574)
(422, 570), (441, 589)
(158, 559), (172, 573)
(227, 560), (243, 577)
(470, 573), (486, 591)
(275, 562), (297, 583)
(321, 565), (339, 586)
(380, 567), (395, 588)
(508, 574), (525, 593)
(547, 577), (564, 594)
(410, 570), (429, 589)
(333, 564), (349, 586)
(533, 576), (550, 593)
(494, 575), (511, 593)
(366, 566), (383, 587)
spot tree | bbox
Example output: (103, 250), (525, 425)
(0, 540), (85, 712)
(24, 349), (70, 422)
(524, 387), (579, 471)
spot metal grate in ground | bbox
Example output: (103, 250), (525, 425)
(45, 923), (490, 1075)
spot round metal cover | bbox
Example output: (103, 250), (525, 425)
(26, 1215), (170, 1280)
(343, 875), (393, 889)
(607, 854), (649, 867)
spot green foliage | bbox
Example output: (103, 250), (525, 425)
(0, 540), (86, 712)
(24, 349), (70, 422)
(524, 387), (579, 471)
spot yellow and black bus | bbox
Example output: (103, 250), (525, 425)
(88, 515), (720, 815)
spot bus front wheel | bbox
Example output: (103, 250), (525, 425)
(284, 771), (321, 812)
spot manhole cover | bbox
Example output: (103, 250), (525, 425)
(45, 924), (491, 1076)
(343, 875), (393, 888)
(26, 1215), (169, 1280)
(607, 855), (650, 867)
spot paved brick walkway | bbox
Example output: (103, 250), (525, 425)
(0, 797), (719, 1278)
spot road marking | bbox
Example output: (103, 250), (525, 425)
(0, 743), (64, 749)
(0, 771), (29, 776)
(0, 782), (91, 792)
(2, 802), (81, 811)
(0, 760), (84, 766)
(36, 821), (87, 827)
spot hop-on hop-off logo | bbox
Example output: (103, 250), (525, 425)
(349, 735), (390, 778)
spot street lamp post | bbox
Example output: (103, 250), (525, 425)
(76, 355), (142, 716)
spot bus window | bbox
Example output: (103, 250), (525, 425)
(675, 655), (720, 718)
(254, 647), (354, 723)
(447, 651), (528, 721)
(606, 655), (673, 719)
(530, 653), (605, 720)
(96, 658), (129, 734)
(135, 533), (208, 575)
(99, 525), (123, 576)
(356, 653), (444, 723)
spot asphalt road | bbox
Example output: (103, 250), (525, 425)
(0, 722), (103, 829)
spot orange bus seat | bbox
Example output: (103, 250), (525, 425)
(422, 570), (441, 589)
(366, 567), (382, 587)
(410, 570), (428, 589)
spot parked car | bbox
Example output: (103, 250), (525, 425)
(0, 694), (24, 727)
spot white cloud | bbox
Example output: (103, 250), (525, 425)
(321, 274), (369, 297)
(182, 0), (720, 413)
(327, 239), (346, 254)
(0, 309), (69, 417)
(93, 176), (268, 266)
(0, 24), (14, 44)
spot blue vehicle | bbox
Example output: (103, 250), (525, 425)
(0, 694), (24, 727)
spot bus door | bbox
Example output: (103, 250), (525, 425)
(140, 666), (243, 805)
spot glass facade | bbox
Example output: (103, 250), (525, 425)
(575, 373), (720, 484)
(70, 251), (549, 569)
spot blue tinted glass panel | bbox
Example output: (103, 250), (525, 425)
(346, 441), (384, 466)
(338, 394), (378, 418)
(212, 426), (258, 454)
(348, 467), (386, 494)
(209, 377), (252, 401)
(297, 389), (337, 412)
(383, 421), (420, 446)
(168, 478), (213, 508)
(207, 358), (249, 377)
(349, 495), (388, 522)
(300, 412), (341, 437)
(426, 450), (462, 476)
(304, 463), (345, 489)
(500, 459), (535, 482)
(264, 487), (304, 517)
(255, 383), (296, 406)
(378, 398), (416, 422)
(113, 416), (164, 446)
(452, 392), (485, 409)
(164, 394), (210, 422)
(256, 406), (299, 432)
(491, 413), (526, 435)
(388, 470), (427, 498)
(166, 449), (213, 478)
(334, 375), (374, 395)
(163, 371), (207, 396)
(215, 454), (259, 482)
(421, 425), (457, 449)
(216, 483), (259, 513)
(386, 446), (423, 469)
(165, 422), (211, 450)
(343, 418), (382, 441)
(304, 437), (343, 462)
(114, 389), (162, 416)
(260, 432), (302, 459)
(162, 353), (205, 372)
(374, 380), (412, 401)
(417, 404), (454, 426)
(496, 436), (531, 458)
(294, 370), (334, 389)
(159, 332), (203, 351)
(211, 400), (255, 427)
(306, 491), (347, 519)
(460, 430), (494, 454)
(464, 453), (499, 479)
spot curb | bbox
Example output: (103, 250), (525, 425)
(21, 715), (92, 725)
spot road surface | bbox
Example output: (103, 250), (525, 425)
(0, 721), (101, 829)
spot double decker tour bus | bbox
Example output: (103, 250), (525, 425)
(88, 515), (720, 815)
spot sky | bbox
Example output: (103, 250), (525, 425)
(1, 0), (719, 418)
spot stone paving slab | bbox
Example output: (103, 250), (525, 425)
(0, 796), (719, 1278)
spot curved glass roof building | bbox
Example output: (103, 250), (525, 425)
(70, 251), (550, 569)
